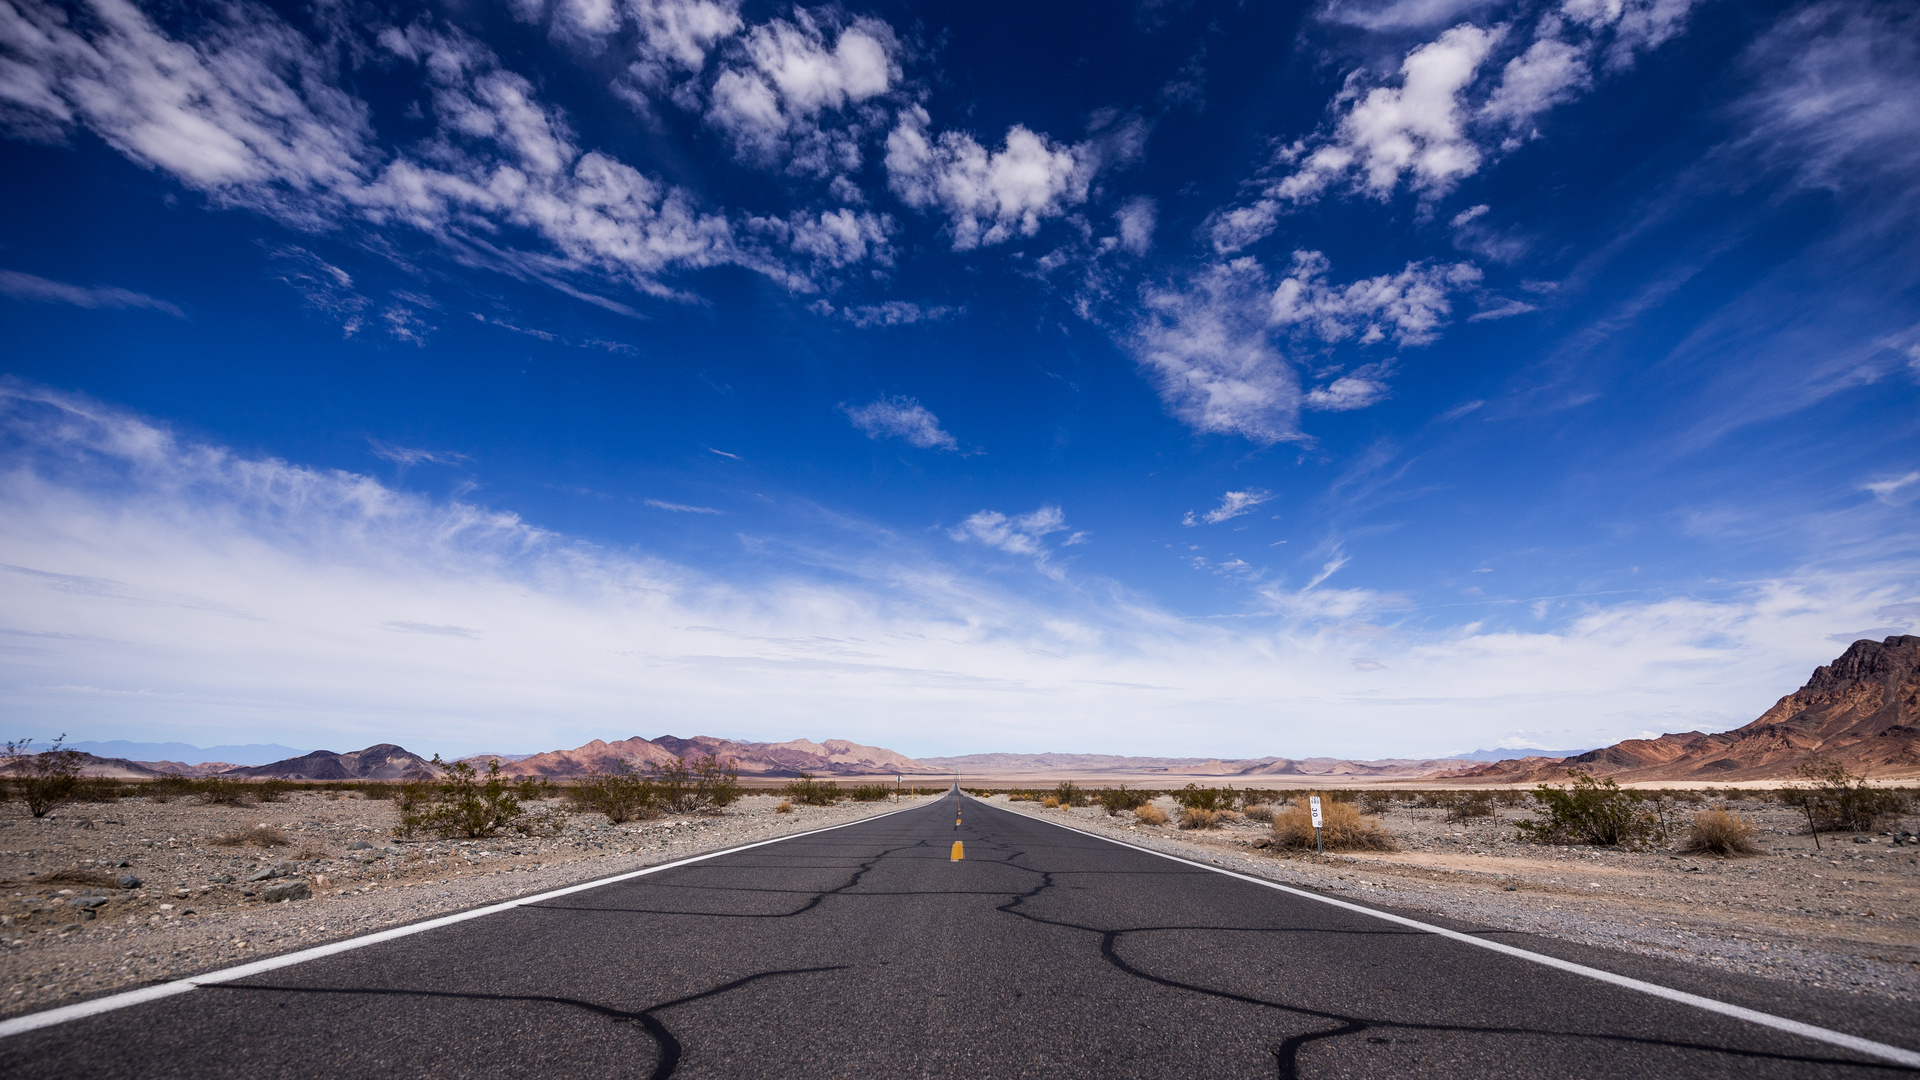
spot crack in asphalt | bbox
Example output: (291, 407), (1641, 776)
(963, 810), (1909, 1077)
(207, 965), (849, 1080)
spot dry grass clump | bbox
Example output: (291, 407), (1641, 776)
(1179, 807), (1222, 830)
(1133, 804), (1169, 826)
(1242, 803), (1275, 823)
(1040, 796), (1061, 809)
(774, 800), (794, 814)
(1271, 800), (1397, 852)
(213, 826), (290, 848)
(1677, 808), (1765, 857)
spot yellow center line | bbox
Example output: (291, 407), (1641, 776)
(950, 840), (964, 861)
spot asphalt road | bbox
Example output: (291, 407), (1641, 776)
(3, 794), (1916, 1078)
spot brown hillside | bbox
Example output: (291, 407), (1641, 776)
(461, 735), (943, 778)
(1457, 635), (1920, 784)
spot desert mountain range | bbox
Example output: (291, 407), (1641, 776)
(1459, 635), (1920, 783)
(38, 636), (1920, 785)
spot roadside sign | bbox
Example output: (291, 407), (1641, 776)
(1309, 796), (1323, 828)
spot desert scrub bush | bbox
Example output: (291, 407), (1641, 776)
(784, 772), (840, 806)
(774, 799), (794, 813)
(1133, 804), (1169, 826)
(1782, 759), (1908, 834)
(359, 782), (401, 800)
(569, 761), (658, 823)
(1052, 781), (1086, 808)
(1175, 784), (1239, 812)
(1007, 790), (1035, 802)
(1492, 789), (1529, 809)
(71, 777), (127, 803)
(1040, 796), (1061, 809)
(850, 784), (892, 802)
(1515, 771), (1659, 848)
(1097, 787), (1151, 816)
(1242, 802), (1275, 823)
(1442, 791), (1494, 823)
(4, 736), (84, 818)
(1357, 791), (1394, 814)
(1179, 806), (1222, 830)
(1677, 809), (1766, 857)
(515, 776), (558, 802)
(195, 776), (255, 806)
(1270, 800), (1397, 851)
(253, 778), (293, 803)
(398, 757), (522, 839)
(214, 825), (290, 847)
(143, 775), (197, 802)
(651, 754), (742, 812)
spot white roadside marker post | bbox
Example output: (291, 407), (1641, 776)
(1309, 795), (1324, 855)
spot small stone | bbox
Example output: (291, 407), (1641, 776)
(116, 874), (142, 889)
(209, 875), (232, 884)
(57, 923), (81, 935)
(262, 881), (311, 903)
(346, 840), (373, 850)
(70, 896), (109, 909)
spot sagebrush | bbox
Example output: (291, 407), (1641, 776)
(1270, 799), (1396, 852)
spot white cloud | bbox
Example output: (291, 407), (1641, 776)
(885, 106), (1094, 250)
(1305, 364), (1393, 411)
(1562, 0), (1697, 68)
(644, 498), (723, 513)
(2, 384), (1915, 758)
(1275, 23), (1503, 205)
(0, 2), (816, 299)
(1113, 196), (1157, 256)
(1318, 0), (1500, 32)
(704, 15), (896, 175)
(1207, 5), (1698, 245)
(1133, 258), (1303, 444)
(0, 269), (183, 317)
(820, 300), (959, 328)
(1270, 249), (1482, 345)
(1481, 36), (1591, 132)
(951, 505), (1073, 575)
(750, 208), (893, 269)
(841, 395), (958, 451)
(1183, 489), (1275, 526)
(368, 441), (468, 467)
(1863, 472), (1920, 506)
(1131, 252), (1478, 441)
(1734, 1), (1920, 216)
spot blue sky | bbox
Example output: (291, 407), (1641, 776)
(0, 0), (1915, 760)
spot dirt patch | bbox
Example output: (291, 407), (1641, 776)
(0, 791), (928, 1018)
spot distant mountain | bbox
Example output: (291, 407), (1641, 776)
(461, 735), (943, 778)
(225, 744), (436, 781)
(1455, 636), (1920, 783)
(1449, 747), (1589, 762)
(918, 752), (1483, 778)
(46, 741), (308, 766)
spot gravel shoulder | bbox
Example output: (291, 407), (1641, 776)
(0, 792), (932, 1019)
(982, 793), (1920, 1001)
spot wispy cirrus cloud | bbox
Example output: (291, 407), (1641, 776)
(841, 395), (959, 451)
(368, 441), (469, 468)
(1183, 489), (1274, 526)
(0, 270), (183, 317)
(645, 498), (723, 514)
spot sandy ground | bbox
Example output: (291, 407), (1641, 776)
(985, 793), (1920, 1001)
(0, 791), (932, 1019)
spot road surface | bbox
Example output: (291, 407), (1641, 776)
(3, 794), (1915, 1077)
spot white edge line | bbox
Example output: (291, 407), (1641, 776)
(990, 797), (1920, 1071)
(0, 799), (929, 1040)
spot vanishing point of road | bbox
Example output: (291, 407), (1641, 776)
(3, 793), (1915, 1078)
